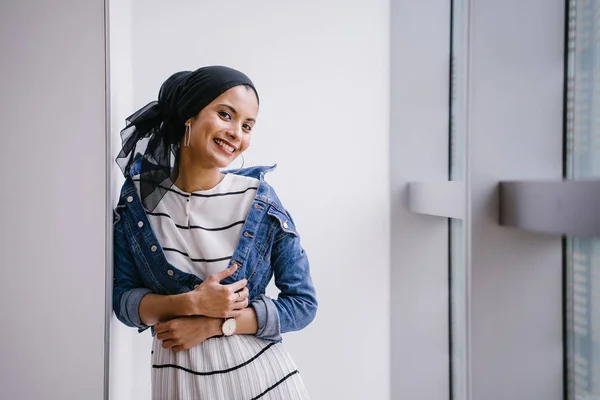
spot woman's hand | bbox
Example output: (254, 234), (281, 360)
(186, 264), (250, 318)
(155, 316), (222, 353)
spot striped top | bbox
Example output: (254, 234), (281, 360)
(134, 172), (311, 399)
(134, 173), (259, 279)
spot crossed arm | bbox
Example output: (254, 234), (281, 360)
(139, 264), (258, 352)
(113, 212), (317, 349)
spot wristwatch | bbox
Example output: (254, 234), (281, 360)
(221, 318), (237, 336)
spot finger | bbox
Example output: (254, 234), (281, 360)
(156, 331), (172, 341)
(231, 288), (248, 305)
(231, 300), (249, 312)
(154, 324), (169, 335)
(162, 339), (177, 349)
(211, 265), (238, 282)
(226, 279), (248, 293)
(235, 298), (249, 309)
(229, 290), (245, 305)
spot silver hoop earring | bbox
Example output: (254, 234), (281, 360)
(184, 123), (192, 147)
(231, 153), (245, 173)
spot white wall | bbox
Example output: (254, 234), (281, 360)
(0, 1), (107, 399)
(108, 0), (138, 399)
(109, 1), (391, 399)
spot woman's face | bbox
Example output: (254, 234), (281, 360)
(185, 85), (258, 170)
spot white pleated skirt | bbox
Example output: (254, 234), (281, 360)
(151, 334), (310, 400)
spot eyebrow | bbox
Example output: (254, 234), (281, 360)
(218, 103), (256, 123)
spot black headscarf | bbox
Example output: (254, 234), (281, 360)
(116, 65), (259, 211)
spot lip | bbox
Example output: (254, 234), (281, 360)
(214, 138), (237, 154)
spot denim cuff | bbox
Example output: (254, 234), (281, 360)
(120, 287), (153, 329)
(250, 294), (282, 342)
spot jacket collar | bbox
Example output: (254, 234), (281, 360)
(223, 164), (277, 181)
(121, 162), (282, 208)
(127, 156), (276, 182)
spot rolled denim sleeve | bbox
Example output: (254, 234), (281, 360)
(118, 287), (152, 329)
(113, 210), (151, 331)
(250, 294), (282, 342)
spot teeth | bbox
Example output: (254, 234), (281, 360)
(215, 139), (234, 152)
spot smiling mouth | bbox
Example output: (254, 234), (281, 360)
(214, 139), (236, 153)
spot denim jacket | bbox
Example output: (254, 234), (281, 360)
(112, 164), (317, 342)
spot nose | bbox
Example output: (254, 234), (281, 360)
(226, 124), (242, 140)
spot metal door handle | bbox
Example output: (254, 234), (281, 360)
(499, 180), (600, 237)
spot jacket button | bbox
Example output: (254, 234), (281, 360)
(127, 196), (133, 203)
(194, 284), (199, 289)
(138, 221), (144, 228)
(167, 269), (174, 277)
(283, 221), (289, 229)
(151, 245), (157, 252)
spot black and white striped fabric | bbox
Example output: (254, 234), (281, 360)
(134, 173), (310, 399)
(135, 173), (257, 279)
(151, 335), (309, 400)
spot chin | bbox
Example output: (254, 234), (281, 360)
(204, 151), (235, 169)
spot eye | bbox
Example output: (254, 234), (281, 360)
(242, 124), (253, 132)
(218, 111), (232, 120)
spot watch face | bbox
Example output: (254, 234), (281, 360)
(222, 318), (236, 336)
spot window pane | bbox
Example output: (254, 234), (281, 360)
(450, 0), (468, 182)
(566, 1), (600, 398)
(450, 219), (467, 399)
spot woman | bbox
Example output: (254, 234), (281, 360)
(113, 66), (317, 399)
